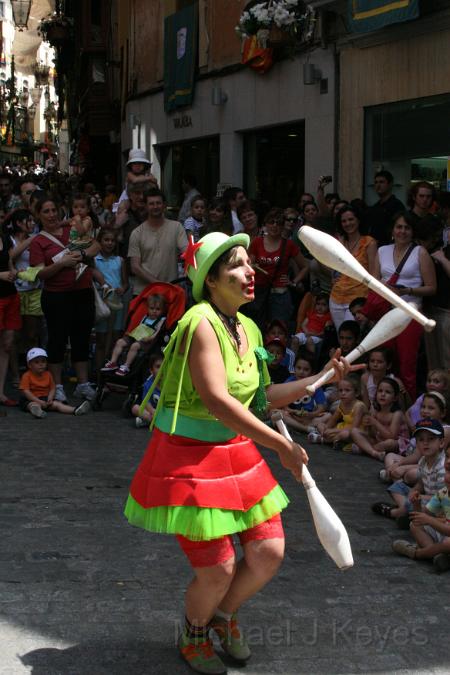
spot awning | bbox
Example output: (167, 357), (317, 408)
(349, 0), (419, 34)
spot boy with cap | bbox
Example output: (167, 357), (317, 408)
(20, 348), (90, 418)
(392, 421), (450, 572)
(373, 419), (446, 525)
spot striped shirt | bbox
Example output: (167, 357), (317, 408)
(418, 452), (446, 495)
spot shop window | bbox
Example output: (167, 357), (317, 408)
(364, 93), (450, 203)
(243, 123), (305, 207)
(160, 136), (220, 210)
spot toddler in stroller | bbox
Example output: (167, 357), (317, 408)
(95, 282), (185, 412)
(102, 293), (167, 376)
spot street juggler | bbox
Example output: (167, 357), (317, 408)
(124, 232), (356, 674)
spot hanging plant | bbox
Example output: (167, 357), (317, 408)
(236, 1), (316, 48)
(37, 12), (74, 47)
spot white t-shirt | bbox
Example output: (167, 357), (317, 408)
(128, 219), (188, 294)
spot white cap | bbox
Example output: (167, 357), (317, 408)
(126, 148), (151, 166)
(27, 347), (48, 363)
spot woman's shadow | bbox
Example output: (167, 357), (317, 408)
(20, 638), (189, 675)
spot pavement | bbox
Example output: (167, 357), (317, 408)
(1, 388), (450, 675)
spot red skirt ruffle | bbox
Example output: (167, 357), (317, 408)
(129, 428), (278, 511)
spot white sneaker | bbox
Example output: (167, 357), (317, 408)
(54, 384), (68, 403)
(135, 416), (148, 428)
(73, 400), (91, 416)
(73, 382), (97, 401)
(29, 403), (47, 418)
(379, 469), (390, 483)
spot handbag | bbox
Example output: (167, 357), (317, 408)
(362, 244), (416, 321)
(93, 284), (111, 322)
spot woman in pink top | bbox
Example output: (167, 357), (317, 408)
(29, 195), (100, 404)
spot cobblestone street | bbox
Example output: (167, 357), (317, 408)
(1, 393), (449, 674)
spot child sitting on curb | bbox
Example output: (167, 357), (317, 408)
(291, 292), (332, 355)
(19, 348), (90, 418)
(372, 418), (446, 528)
(392, 431), (450, 574)
(278, 352), (327, 435)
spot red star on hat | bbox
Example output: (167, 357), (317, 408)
(181, 235), (203, 273)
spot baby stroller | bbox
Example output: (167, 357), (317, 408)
(94, 281), (186, 415)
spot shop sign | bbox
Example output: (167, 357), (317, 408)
(173, 115), (192, 129)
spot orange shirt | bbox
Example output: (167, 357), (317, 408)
(331, 235), (376, 304)
(20, 370), (55, 398)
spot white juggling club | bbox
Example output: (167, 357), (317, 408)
(272, 412), (354, 570)
(298, 226), (435, 332)
(306, 306), (412, 394)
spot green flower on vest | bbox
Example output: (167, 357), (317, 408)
(252, 347), (274, 418)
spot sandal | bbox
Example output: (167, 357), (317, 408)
(371, 501), (394, 518)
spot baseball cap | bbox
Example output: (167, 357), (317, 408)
(413, 418), (444, 437)
(27, 347), (48, 363)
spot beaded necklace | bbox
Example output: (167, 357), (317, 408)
(211, 302), (241, 348)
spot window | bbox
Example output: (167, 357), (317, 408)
(364, 93), (450, 202)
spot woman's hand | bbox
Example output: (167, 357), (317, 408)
(60, 252), (80, 268)
(321, 348), (365, 384)
(0, 270), (17, 282)
(277, 440), (308, 482)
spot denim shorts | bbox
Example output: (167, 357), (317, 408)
(388, 480), (412, 511)
(423, 524), (448, 544)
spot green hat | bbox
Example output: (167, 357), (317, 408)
(184, 232), (250, 302)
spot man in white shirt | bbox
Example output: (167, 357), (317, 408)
(128, 189), (188, 296)
(223, 186), (246, 234)
(178, 174), (200, 225)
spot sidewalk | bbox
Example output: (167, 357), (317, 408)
(0, 398), (449, 674)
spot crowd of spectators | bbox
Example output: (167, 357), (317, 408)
(1, 155), (449, 571)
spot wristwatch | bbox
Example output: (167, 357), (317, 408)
(80, 250), (87, 260)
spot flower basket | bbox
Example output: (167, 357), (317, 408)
(236, 2), (316, 49)
(38, 12), (74, 47)
(45, 23), (70, 45)
(268, 24), (291, 47)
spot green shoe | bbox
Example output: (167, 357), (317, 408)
(178, 631), (227, 674)
(211, 614), (251, 663)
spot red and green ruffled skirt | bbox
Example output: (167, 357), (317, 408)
(124, 428), (289, 541)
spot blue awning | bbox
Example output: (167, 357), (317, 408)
(349, 0), (419, 34)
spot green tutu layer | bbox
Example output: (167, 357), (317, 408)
(124, 484), (289, 541)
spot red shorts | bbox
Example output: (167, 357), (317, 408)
(176, 514), (284, 568)
(0, 294), (22, 331)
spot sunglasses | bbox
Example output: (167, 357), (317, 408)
(23, 190), (35, 195)
(266, 220), (283, 225)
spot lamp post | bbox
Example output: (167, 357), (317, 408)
(11, 0), (32, 31)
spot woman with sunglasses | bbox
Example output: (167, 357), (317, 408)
(247, 208), (309, 328)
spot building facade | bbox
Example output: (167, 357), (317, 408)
(110, 0), (450, 207)
(337, 0), (450, 205)
(116, 0), (337, 207)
